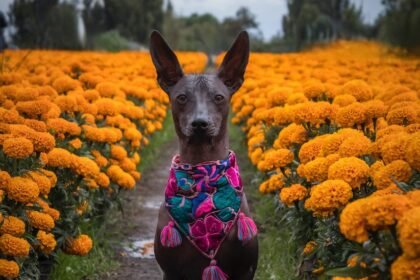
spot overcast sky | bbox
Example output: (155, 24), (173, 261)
(170, 0), (384, 40)
(0, 0), (384, 41)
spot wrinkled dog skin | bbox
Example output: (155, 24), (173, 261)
(150, 30), (258, 280)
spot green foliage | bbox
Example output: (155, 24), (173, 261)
(102, 0), (163, 44)
(50, 218), (119, 280)
(228, 119), (299, 280)
(162, 5), (259, 54)
(92, 30), (130, 52)
(377, 0), (420, 52)
(282, 0), (370, 50)
(9, 0), (82, 49)
(50, 110), (176, 279)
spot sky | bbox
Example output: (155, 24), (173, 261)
(0, 0), (384, 41)
(170, 0), (384, 40)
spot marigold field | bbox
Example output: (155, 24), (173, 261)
(218, 41), (420, 279)
(0, 41), (419, 280)
(0, 50), (207, 279)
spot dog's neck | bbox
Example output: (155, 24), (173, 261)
(178, 129), (229, 165)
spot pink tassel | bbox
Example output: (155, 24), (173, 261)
(237, 213), (257, 242)
(202, 260), (228, 280)
(160, 221), (182, 247)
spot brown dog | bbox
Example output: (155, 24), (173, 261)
(150, 30), (258, 280)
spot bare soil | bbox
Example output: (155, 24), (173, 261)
(101, 139), (178, 280)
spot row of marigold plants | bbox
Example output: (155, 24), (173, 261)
(0, 49), (207, 279)
(217, 41), (420, 280)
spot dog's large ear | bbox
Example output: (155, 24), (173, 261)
(217, 31), (250, 94)
(150, 31), (184, 93)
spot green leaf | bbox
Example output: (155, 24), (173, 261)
(324, 265), (375, 278)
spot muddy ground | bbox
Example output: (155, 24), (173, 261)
(101, 139), (178, 280)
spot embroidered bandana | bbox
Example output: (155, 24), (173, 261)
(161, 151), (257, 279)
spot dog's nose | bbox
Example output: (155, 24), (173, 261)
(191, 119), (209, 130)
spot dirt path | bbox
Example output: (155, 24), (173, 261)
(102, 139), (178, 280)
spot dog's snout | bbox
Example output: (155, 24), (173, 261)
(191, 119), (209, 130)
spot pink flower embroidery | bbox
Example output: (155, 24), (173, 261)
(190, 215), (224, 252)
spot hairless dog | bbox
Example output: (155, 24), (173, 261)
(150, 30), (258, 280)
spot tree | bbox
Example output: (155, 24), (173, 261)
(377, 0), (420, 51)
(282, 0), (369, 50)
(221, 7), (258, 49)
(9, 0), (81, 49)
(163, 6), (259, 54)
(103, 0), (164, 44)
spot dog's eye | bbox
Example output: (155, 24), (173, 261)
(214, 95), (225, 103)
(176, 94), (187, 104)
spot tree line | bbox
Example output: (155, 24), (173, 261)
(4, 0), (420, 53)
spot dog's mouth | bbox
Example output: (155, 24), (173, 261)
(183, 125), (218, 143)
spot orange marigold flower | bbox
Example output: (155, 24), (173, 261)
(376, 124), (405, 139)
(2, 137), (33, 159)
(71, 156), (100, 178)
(47, 118), (81, 136)
(39, 169), (57, 187)
(96, 172), (110, 188)
(335, 103), (366, 128)
(106, 165), (135, 189)
(338, 134), (371, 158)
(0, 259), (19, 278)
(397, 206), (420, 259)
(303, 80), (325, 100)
(96, 82), (122, 98)
(27, 171), (52, 196)
(333, 94), (357, 107)
(120, 158), (136, 172)
(380, 132), (410, 164)
(274, 123), (307, 149)
(279, 184), (307, 207)
(298, 136), (326, 164)
(0, 215), (25, 236)
(52, 76), (79, 94)
(110, 145), (127, 161)
(7, 177), (39, 203)
(27, 211), (55, 231)
(340, 80), (373, 102)
(405, 132), (420, 170)
(391, 256), (420, 280)
(305, 180), (352, 217)
(39, 152), (48, 165)
(129, 171), (141, 181)
(363, 100), (387, 120)
(65, 234), (93, 256)
(386, 105), (418, 126)
(0, 171), (10, 191)
(259, 173), (284, 194)
(94, 98), (121, 116)
(36, 230), (56, 254)
(303, 157), (330, 183)
(321, 133), (345, 156)
(286, 92), (308, 105)
(257, 149), (294, 171)
(9, 125), (55, 153)
(47, 148), (73, 168)
(82, 89), (100, 101)
(303, 241), (317, 255)
(340, 194), (411, 243)
(328, 157), (369, 189)
(373, 160), (412, 189)
(23, 119), (47, 132)
(15, 99), (53, 118)
(407, 190), (420, 207)
(0, 233), (30, 257)
(69, 138), (83, 150)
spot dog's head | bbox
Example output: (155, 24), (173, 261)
(149, 31), (249, 143)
